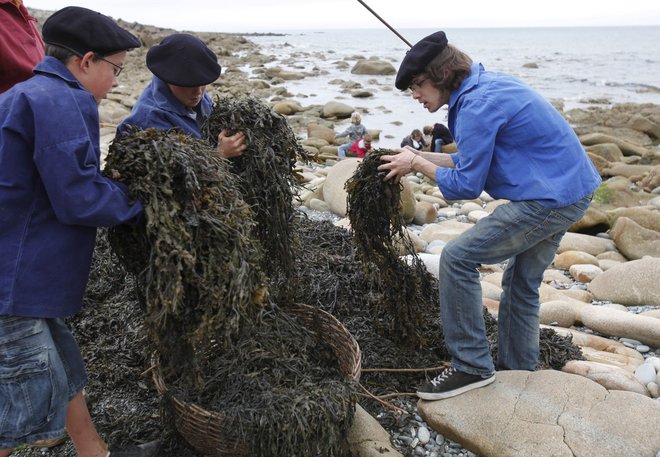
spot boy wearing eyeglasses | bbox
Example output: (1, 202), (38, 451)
(0, 6), (159, 457)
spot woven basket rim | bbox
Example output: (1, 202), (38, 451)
(151, 303), (361, 456)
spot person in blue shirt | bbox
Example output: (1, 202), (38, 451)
(379, 31), (601, 401)
(117, 33), (246, 158)
(0, 7), (158, 457)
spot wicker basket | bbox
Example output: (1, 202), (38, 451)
(151, 303), (361, 456)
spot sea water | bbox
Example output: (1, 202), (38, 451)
(245, 27), (660, 148)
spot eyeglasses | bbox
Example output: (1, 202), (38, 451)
(409, 76), (428, 92)
(95, 55), (123, 77)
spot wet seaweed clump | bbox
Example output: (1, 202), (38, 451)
(105, 129), (358, 457)
(345, 149), (438, 347)
(482, 294), (585, 369)
(105, 128), (266, 383)
(202, 96), (309, 298)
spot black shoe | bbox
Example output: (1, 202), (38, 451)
(110, 439), (161, 457)
(416, 367), (495, 400)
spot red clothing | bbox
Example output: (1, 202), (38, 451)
(349, 137), (371, 158)
(0, 0), (45, 93)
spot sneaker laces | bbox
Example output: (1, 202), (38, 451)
(429, 367), (456, 386)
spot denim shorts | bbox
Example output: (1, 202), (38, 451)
(0, 316), (87, 448)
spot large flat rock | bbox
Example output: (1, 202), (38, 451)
(418, 370), (660, 457)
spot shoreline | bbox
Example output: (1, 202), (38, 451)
(16, 8), (660, 457)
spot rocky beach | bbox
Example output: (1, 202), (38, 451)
(18, 9), (660, 457)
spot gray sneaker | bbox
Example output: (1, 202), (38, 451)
(416, 367), (495, 400)
(110, 439), (161, 457)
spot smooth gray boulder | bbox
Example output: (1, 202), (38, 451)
(418, 370), (660, 457)
(588, 257), (660, 307)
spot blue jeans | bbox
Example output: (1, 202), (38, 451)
(438, 195), (592, 376)
(0, 317), (87, 448)
(337, 143), (350, 159)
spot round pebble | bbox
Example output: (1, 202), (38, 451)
(635, 363), (657, 385)
(636, 345), (651, 353)
(418, 426), (431, 444)
(620, 337), (643, 346)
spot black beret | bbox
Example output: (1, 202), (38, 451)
(42, 6), (141, 56)
(146, 34), (221, 87)
(395, 31), (448, 91)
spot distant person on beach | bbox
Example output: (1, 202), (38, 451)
(400, 128), (427, 150)
(378, 31), (600, 401)
(0, 0), (45, 93)
(117, 33), (246, 159)
(430, 122), (454, 152)
(422, 125), (433, 150)
(346, 133), (372, 159)
(0, 7), (159, 457)
(336, 111), (368, 159)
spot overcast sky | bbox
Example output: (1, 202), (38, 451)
(27, 0), (660, 32)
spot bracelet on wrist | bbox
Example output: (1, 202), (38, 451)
(409, 154), (417, 172)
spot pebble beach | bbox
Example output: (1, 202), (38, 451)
(23, 8), (660, 457)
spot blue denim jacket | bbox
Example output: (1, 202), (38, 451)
(0, 57), (143, 318)
(436, 63), (601, 208)
(116, 76), (212, 138)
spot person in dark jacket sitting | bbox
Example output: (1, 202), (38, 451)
(400, 128), (427, 150)
(430, 122), (454, 151)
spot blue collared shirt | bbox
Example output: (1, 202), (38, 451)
(116, 76), (212, 138)
(0, 57), (143, 318)
(436, 63), (601, 208)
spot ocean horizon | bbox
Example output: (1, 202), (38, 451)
(240, 26), (660, 147)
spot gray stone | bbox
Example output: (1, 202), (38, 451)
(417, 426), (431, 444)
(635, 363), (658, 385)
(346, 404), (404, 457)
(609, 216), (660, 260)
(557, 232), (617, 256)
(588, 257), (660, 307)
(350, 59), (396, 75)
(418, 370), (660, 457)
(580, 306), (660, 347)
(579, 132), (649, 157)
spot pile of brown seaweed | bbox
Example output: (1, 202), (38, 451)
(202, 96), (309, 298)
(105, 128), (265, 383)
(345, 149), (438, 348)
(104, 128), (356, 457)
(287, 215), (583, 416)
(176, 306), (357, 457)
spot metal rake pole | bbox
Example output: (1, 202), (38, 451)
(355, 0), (413, 48)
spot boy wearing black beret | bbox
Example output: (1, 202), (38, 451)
(378, 31), (601, 401)
(0, 6), (159, 457)
(117, 33), (247, 159)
